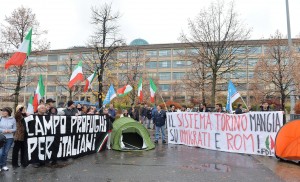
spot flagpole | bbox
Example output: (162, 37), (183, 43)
(240, 97), (249, 110)
(159, 93), (167, 110)
(23, 60), (28, 105)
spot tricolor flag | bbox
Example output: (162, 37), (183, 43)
(5, 28), (32, 69)
(27, 95), (34, 114)
(84, 71), (96, 92)
(226, 80), (241, 113)
(117, 85), (132, 97)
(103, 84), (117, 105)
(68, 61), (84, 88)
(137, 78), (143, 102)
(33, 75), (45, 112)
(149, 78), (157, 103)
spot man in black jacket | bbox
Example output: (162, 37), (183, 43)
(235, 104), (243, 114)
(153, 105), (166, 144)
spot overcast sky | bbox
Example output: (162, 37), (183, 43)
(1, 0), (300, 50)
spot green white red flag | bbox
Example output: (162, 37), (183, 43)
(27, 95), (34, 114)
(137, 78), (143, 102)
(68, 61), (84, 88)
(33, 75), (45, 112)
(84, 71), (96, 92)
(5, 28), (32, 69)
(117, 85), (132, 97)
(149, 78), (157, 103)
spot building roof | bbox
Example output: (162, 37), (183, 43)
(129, 38), (149, 46)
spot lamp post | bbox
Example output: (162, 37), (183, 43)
(285, 0), (295, 114)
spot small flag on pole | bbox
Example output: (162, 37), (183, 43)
(149, 78), (157, 103)
(226, 80), (241, 113)
(33, 75), (45, 112)
(84, 71), (96, 92)
(5, 28), (32, 69)
(103, 84), (117, 105)
(137, 78), (143, 102)
(117, 85), (132, 97)
(68, 61), (84, 88)
(27, 95), (34, 114)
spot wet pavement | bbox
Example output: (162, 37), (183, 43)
(0, 131), (300, 182)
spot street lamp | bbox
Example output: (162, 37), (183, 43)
(285, 0), (295, 113)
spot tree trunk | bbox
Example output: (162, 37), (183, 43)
(211, 72), (217, 106)
(14, 66), (23, 113)
(98, 66), (104, 111)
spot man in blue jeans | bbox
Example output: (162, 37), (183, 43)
(153, 105), (166, 144)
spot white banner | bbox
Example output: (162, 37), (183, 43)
(167, 112), (283, 156)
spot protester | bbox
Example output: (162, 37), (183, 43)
(145, 106), (152, 129)
(108, 104), (116, 122)
(169, 104), (176, 112)
(63, 101), (79, 116)
(181, 105), (187, 112)
(0, 107), (16, 171)
(129, 105), (139, 121)
(141, 104), (148, 124)
(37, 104), (46, 115)
(235, 104), (243, 114)
(81, 105), (88, 115)
(120, 109), (130, 118)
(151, 105), (157, 130)
(153, 105), (167, 144)
(103, 108), (113, 150)
(87, 106), (96, 115)
(260, 102), (271, 112)
(76, 103), (82, 114)
(45, 98), (56, 115)
(199, 103), (210, 112)
(214, 103), (225, 113)
(12, 105), (28, 168)
(49, 107), (58, 115)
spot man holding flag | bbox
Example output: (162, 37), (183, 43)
(226, 80), (242, 113)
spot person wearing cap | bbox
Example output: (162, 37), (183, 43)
(63, 101), (79, 116)
(12, 105), (28, 168)
(45, 98), (56, 115)
(0, 107), (16, 171)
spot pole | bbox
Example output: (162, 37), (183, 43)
(23, 62), (28, 105)
(160, 94), (167, 110)
(286, 0), (295, 114)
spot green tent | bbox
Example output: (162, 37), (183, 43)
(111, 117), (155, 151)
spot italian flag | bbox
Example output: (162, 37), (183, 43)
(33, 75), (45, 112)
(84, 71), (96, 92)
(149, 78), (157, 103)
(117, 85), (132, 97)
(27, 95), (34, 114)
(68, 61), (84, 88)
(5, 28), (32, 69)
(137, 78), (143, 102)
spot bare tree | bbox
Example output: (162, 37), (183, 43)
(0, 6), (49, 111)
(180, 0), (251, 106)
(252, 31), (299, 110)
(87, 3), (123, 110)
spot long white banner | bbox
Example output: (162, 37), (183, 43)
(167, 112), (283, 156)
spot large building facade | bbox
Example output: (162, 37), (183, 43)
(0, 38), (299, 107)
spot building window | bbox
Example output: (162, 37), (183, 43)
(146, 50), (157, 57)
(57, 65), (67, 71)
(172, 60), (186, 68)
(173, 72), (185, 80)
(232, 47), (245, 54)
(158, 50), (171, 57)
(232, 71), (247, 79)
(158, 61), (171, 68)
(37, 56), (48, 62)
(158, 72), (171, 80)
(59, 55), (69, 61)
(28, 56), (36, 62)
(47, 86), (56, 92)
(57, 75), (69, 82)
(118, 51), (129, 59)
(248, 71), (254, 78)
(148, 72), (157, 78)
(146, 61), (157, 69)
(173, 49), (185, 56)
(48, 65), (57, 72)
(248, 59), (258, 67)
(47, 75), (56, 82)
(48, 55), (58, 62)
(248, 46), (262, 54)
(186, 48), (198, 56)
(159, 84), (170, 91)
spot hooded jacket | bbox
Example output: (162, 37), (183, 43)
(0, 116), (16, 139)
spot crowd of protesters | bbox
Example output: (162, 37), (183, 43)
(0, 98), (278, 171)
